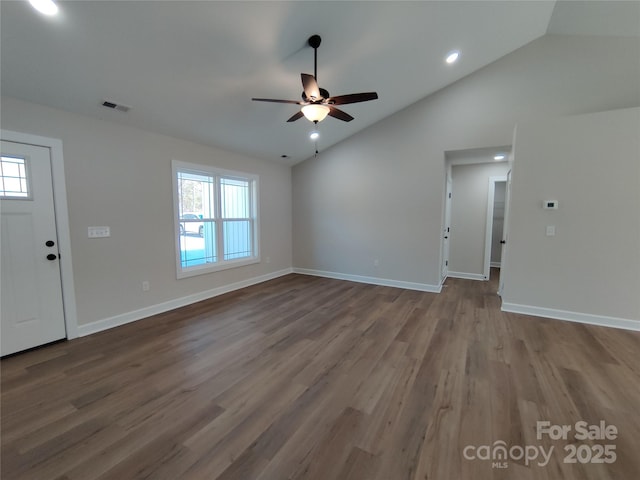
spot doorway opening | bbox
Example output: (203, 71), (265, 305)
(483, 177), (507, 280)
(442, 146), (511, 283)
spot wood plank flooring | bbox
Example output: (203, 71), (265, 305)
(2, 272), (639, 479)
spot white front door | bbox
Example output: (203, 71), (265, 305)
(1, 140), (66, 356)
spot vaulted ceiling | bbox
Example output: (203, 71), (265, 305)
(1, 1), (638, 165)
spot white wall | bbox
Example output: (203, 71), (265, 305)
(292, 34), (639, 304)
(449, 162), (509, 278)
(502, 107), (640, 326)
(0, 97), (292, 329)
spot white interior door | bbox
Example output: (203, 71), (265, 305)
(497, 169), (512, 296)
(441, 173), (452, 281)
(1, 140), (66, 356)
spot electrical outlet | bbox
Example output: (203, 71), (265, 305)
(265, 256), (271, 264)
(374, 258), (379, 267)
(142, 281), (150, 292)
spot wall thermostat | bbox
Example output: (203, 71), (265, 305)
(543, 200), (558, 210)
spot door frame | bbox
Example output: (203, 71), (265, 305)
(1, 130), (78, 339)
(483, 176), (507, 280)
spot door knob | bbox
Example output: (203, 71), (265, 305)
(46, 240), (55, 247)
(46, 253), (58, 261)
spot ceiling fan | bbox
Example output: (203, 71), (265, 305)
(252, 35), (378, 123)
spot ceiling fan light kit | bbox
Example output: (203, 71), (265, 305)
(252, 35), (378, 125)
(302, 104), (330, 122)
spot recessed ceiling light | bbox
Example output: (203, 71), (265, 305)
(494, 154), (506, 161)
(445, 50), (460, 64)
(29, 0), (59, 16)
(309, 130), (320, 141)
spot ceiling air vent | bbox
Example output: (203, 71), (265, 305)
(101, 99), (131, 113)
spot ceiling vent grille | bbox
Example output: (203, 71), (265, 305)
(101, 99), (131, 113)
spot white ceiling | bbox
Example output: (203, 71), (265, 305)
(1, 1), (637, 165)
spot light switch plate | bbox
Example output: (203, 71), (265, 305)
(546, 225), (556, 236)
(88, 226), (110, 238)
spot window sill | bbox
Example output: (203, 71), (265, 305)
(176, 256), (260, 279)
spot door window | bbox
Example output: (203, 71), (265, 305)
(0, 155), (30, 198)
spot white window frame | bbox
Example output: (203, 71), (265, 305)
(172, 160), (259, 279)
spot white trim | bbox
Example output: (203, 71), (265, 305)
(445, 145), (512, 166)
(292, 268), (442, 293)
(490, 262), (501, 268)
(501, 302), (640, 332)
(77, 268), (293, 337)
(1, 130), (79, 339)
(447, 271), (487, 281)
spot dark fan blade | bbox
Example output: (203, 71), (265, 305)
(286, 111), (304, 122)
(301, 73), (321, 100)
(327, 92), (378, 105)
(328, 106), (354, 122)
(252, 98), (302, 104)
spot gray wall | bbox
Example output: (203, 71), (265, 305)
(449, 162), (509, 277)
(503, 107), (640, 322)
(1, 97), (292, 326)
(292, 34), (639, 308)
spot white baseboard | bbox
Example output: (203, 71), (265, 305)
(501, 302), (640, 332)
(77, 268), (294, 337)
(447, 271), (487, 281)
(292, 268), (442, 293)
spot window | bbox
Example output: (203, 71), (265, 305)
(172, 160), (259, 278)
(1, 156), (30, 198)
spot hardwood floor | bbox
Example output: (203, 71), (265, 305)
(2, 272), (639, 479)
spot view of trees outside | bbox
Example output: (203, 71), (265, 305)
(178, 178), (203, 215)
(177, 171), (212, 217)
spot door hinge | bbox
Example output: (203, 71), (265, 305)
(448, 192), (452, 198)
(445, 260), (448, 266)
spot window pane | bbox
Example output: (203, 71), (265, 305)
(223, 220), (251, 260)
(177, 171), (214, 219)
(4, 177), (22, 193)
(221, 177), (249, 218)
(1, 156), (29, 198)
(179, 220), (217, 267)
(2, 160), (20, 177)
